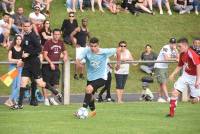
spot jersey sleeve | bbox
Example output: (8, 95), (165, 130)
(77, 47), (89, 60)
(188, 49), (200, 65)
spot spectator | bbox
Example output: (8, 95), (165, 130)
(0, 12), (12, 49)
(114, 41), (134, 104)
(154, 38), (179, 103)
(61, 12), (78, 45)
(193, 0), (200, 15)
(32, 0), (53, 16)
(42, 28), (68, 106)
(121, 0), (140, 15)
(12, 7), (28, 33)
(29, 5), (46, 35)
(0, 0), (15, 14)
(135, 0), (155, 15)
(140, 44), (157, 75)
(190, 37), (200, 55)
(75, 37), (121, 117)
(71, 18), (90, 80)
(96, 58), (115, 102)
(4, 35), (23, 107)
(173, 0), (193, 14)
(71, 0), (84, 12)
(39, 20), (52, 46)
(91, 0), (104, 12)
(153, 0), (172, 15)
(102, 0), (120, 14)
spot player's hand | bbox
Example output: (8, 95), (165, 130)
(115, 63), (120, 71)
(22, 53), (29, 58)
(195, 80), (200, 89)
(50, 63), (55, 70)
(17, 59), (23, 67)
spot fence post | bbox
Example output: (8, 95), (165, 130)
(63, 59), (70, 105)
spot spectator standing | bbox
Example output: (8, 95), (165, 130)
(114, 41), (134, 104)
(71, 18), (90, 80)
(61, 12), (78, 45)
(1, 0), (15, 14)
(167, 38), (200, 117)
(140, 44), (157, 75)
(154, 38), (179, 103)
(42, 29), (68, 106)
(75, 37), (121, 117)
(4, 35), (23, 107)
(90, 0), (104, 12)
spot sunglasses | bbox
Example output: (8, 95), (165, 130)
(69, 16), (74, 17)
(120, 45), (126, 47)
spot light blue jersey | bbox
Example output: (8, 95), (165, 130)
(78, 47), (116, 81)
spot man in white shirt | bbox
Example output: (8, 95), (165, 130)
(154, 38), (179, 102)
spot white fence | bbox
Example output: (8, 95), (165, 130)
(0, 60), (189, 104)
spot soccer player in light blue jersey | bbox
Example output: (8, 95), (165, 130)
(76, 37), (121, 117)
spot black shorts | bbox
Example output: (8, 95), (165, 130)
(87, 78), (106, 94)
(42, 65), (60, 86)
(115, 74), (128, 89)
(22, 57), (42, 79)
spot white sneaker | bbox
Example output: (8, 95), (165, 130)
(167, 97), (170, 102)
(157, 97), (167, 103)
(195, 11), (199, 15)
(49, 97), (59, 105)
(44, 99), (50, 106)
(167, 10), (172, 15)
(160, 10), (163, 15)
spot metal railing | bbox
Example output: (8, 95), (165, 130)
(1, 60), (189, 104)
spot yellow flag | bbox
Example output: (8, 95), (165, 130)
(0, 68), (19, 87)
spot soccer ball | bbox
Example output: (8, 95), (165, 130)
(76, 107), (89, 119)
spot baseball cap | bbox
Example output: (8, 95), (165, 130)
(34, 5), (40, 9)
(169, 38), (176, 44)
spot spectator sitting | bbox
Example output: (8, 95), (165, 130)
(193, 0), (200, 15)
(0, 0), (15, 14)
(0, 12), (13, 49)
(39, 20), (52, 46)
(61, 12), (78, 45)
(29, 5), (46, 35)
(12, 7), (28, 33)
(140, 44), (157, 75)
(135, 0), (155, 15)
(173, 0), (193, 14)
(121, 0), (140, 15)
(153, 0), (172, 15)
(32, 0), (53, 16)
(190, 37), (200, 55)
(71, 0), (84, 12)
(102, 0), (120, 14)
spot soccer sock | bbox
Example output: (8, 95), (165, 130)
(83, 93), (92, 109)
(18, 87), (27, 106)
(89, 97), (95, 111)
(31, 81), (37, 100)
(45, 83), (59, 95)
(169, 97), (177, 117)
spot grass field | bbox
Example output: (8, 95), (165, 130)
(0, 102), (200, 134)
(0, 0), (200, 95)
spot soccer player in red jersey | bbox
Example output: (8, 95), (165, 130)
(167, 37), (200, 117)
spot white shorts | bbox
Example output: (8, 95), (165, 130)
(76, 47), (86, 63)
(174, 72), (200, 97)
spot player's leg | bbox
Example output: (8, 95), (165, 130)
(189, 78), (200, 104)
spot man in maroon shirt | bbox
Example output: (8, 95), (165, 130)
(42, 28), (68, 105)
(167, 37), (200, 117)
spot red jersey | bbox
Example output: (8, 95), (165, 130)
(43, 39), (65, 61)
(178, 48), (200, 75)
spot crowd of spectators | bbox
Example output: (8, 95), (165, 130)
(0, 0), (200, 107)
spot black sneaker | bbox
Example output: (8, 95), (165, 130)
(11, 104), (23, 110)
(79, 74), (85, 80)
(74, 74), (79, 80)
(30, 99), (38, 106)
(56, 93), (62, 103)
(105, 98), (115, 102)
(96, 96), (103, 103)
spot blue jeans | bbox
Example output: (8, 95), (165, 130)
(194, 0), (200, 11)
(9, 64), (22, 102)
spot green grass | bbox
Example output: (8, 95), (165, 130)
(0, 0), (200, 95)
(0, 102), (200, 134)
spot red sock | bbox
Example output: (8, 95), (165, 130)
(169, 99), (177, 117)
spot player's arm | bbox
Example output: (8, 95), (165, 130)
(62, 50), (68, 62)
(43, 50), (55, 70)
(115, 47), (121, 70)
(70, 27), (80, 47)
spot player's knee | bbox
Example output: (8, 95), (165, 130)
(171, 89), (179, 97)
(85, 85), (93, 94)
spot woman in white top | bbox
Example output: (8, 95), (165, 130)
(115, 41), (134, 103)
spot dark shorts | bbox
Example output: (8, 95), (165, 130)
(0, 33), (4, 43)
(87, 78), (106, 94)
(115, 74), (128, 89)
(42, 65), (60, 86)
(63, 35), (72, 44)
(22, 57), (42, 79)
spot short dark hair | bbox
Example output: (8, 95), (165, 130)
(53, 28), (61, 33)
(145, 44), (152, 48)
(193, 37), (200, 41)
(118, 41), (127, 46)
(69, 12), (74, 15)
(90, 37), (99, 44)
(23, 20), (31, 25)
(177, 37), (189, 44)
(3, 12), (10, 17)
